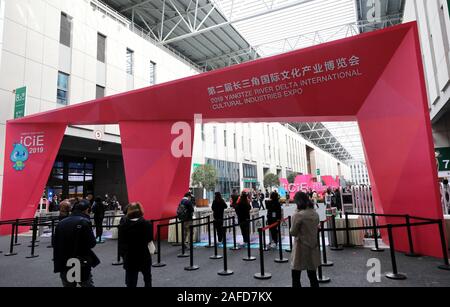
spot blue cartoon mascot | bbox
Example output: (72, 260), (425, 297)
(10, 143), (29, 171)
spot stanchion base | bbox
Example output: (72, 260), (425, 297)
(243, 256), (257, 262)
(330, 246), (343, 251)
(209, 255), (223, 260)
(205, 245), (215, 249)
(230, 247), (241, 251)
(47, 245), (53, 249)
(274, 258), (289, 263)
(263, 248), (271, 252)
(343, 244), (355, 248)
(371, 248), (385, 252)
(184, 265), (199, 271)
(4, 253), (17, 257)
(13, 243), (21, 246)
(152, 262), (166, 268)
(172, 243), (182, 247)
(112, 261), (123, 266)
(386, 272), (407, 280)
(177, 253), (189, 258)
(405, 253), (421, 258)
(438, 264), (450, 271)
(254, 273), (272, 280)
(285, 249), (292, 253)
(321, 261), (334, 267)
(26, 255), (39, 259)
(318, 276), (331, 283)
(218, 270), (234, 276)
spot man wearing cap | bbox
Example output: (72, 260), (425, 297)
(53, 200), (100, 287)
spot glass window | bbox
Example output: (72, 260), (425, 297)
(57, 72), (69, 105)
(150, 61), (156, 85)
(96, 85), (105, 99)
(126, 48), (134, 75)
(60, 12), (72, 47)
(97, 33), (106, 63)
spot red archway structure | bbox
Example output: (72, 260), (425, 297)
(0, 22), (445, 257)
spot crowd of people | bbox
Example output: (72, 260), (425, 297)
(52, 186), (336, 288)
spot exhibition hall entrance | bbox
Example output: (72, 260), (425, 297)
(45, 134), (129, 206)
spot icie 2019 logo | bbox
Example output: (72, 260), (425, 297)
(10, 133), (45, 171)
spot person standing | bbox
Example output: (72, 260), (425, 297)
(177, 193), (195, 250)
(258, 190), (266, 210)
(49, 195), (60, 212)
(118, 203), (153, 288)
(92, 196), (106, 243)
(53, 200), (100, 287)
(266, 191), (282, 248)
(441, 179), (450, 215)
(235, 191), (252, 245)
(212, 192), (228, 244)
(290, 192), (320, 288)
(230, 189), (239, 209)
(58, 200), (71, 221)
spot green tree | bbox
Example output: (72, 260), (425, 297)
(191, 164), (218, 192)
(287, 172), (298, 184)
(264, 173), (280, 189)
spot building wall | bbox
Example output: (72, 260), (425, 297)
(404, 0), (450, 120)
(192, 122), (351, 193)
(349, 161), (370, 185)
(0, 0), (351, 209)
(0, 0), (199, 208)
(404, 0), (450, 179)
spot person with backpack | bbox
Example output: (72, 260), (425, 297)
(441, 179), (450, 215)
(53, 200), (100, 287)
(177, 193), (195, 250)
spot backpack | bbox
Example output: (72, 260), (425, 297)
(177, 200), (189, 221)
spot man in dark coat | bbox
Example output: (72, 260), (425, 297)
(53, 200), (99, 287)
(235, 192), (252, 244)
(92, 196), (106, 243)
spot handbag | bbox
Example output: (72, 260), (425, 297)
(148, 241), (156, 255)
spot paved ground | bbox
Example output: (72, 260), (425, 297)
(1, 234), (449, 287)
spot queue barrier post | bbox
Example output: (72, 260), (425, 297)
(112, 236), (123, 266)
(343, 212), (355, 248)
(230, 216), (240, 251)
(262, 216), (270, 252)
(14, 219), (21, 246)
(184, 225), (199, 271)
(404, 215), (421, 258)
(385, 224), (407, 280)
(285, 216), (293, 253)
(177, 220), (189, 258)
(371, 213), (384, 252)
(152, 224), (166, 268)
(274, 222), (288, 263)
(205, 215), (214, 248)
(243, 219), (256, 262)
(47, 219), (56, 248)
(210, 221), (223, 260)
(172, 219), (181, 247)
(254, 228), (272, 280)
(320, 221), (333, 267)
(317, 230), (331, 283)
(437, 219), (450, 271)
(26, 218), (39, 259)
(5, 222), (18, 256)
(218, 227), (233, 276)
(330, 215), (343, 251)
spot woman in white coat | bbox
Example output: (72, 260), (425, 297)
(290, 192), (321, 288)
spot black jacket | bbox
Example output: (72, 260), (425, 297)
(53, 212), (99, 273)
(266, 199), (282, 222)
(118, 217), (153, 270)
(212, 199), (227, 221)
(92, 201), (105, 219)
(235, 198), (251, 221)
